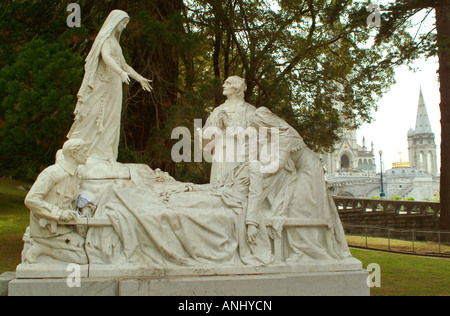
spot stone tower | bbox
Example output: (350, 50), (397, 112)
(407, 88), (437, 175)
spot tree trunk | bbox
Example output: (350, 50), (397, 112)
(436, 0), (450, 236)
(213, 31), (223, 106)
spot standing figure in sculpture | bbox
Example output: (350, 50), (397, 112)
(24, 139), (89, 264)
(201, 76), (257, 183)
(67, 10), (152, 162)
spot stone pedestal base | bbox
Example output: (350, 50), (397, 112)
(118, 270), (370, 296)
(7, 269), (369, 296)
(0, 272), (15, 296)
(7, 257), (370, 296)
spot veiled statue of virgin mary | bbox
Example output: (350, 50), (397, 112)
(67, 10), (152, 162)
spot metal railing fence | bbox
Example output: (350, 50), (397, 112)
(343, 224), (450, 257)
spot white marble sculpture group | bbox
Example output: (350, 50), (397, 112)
(20, 10), (356, 274)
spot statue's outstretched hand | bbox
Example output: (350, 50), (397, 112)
(140, 78), (153, 92)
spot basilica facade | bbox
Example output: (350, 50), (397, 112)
(324, 88), (440, 201)
(321, 130), (376, 176)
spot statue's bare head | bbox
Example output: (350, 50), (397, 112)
(62, 139), (88, 166)
(222, 76), (246, 100)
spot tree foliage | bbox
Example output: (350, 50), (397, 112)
(0, 39), (84, 179)
(0, 0), (85, 179)
(0, 0), (433, 183)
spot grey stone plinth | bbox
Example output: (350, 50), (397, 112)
(0, 272), (16, 296)
(118, 270), (370, 296)
(15, 263), (89, 279)
(8, 270), (370, 296)
(8, 278), (118, 296)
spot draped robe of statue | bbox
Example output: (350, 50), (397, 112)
(67, 10), (130, 162)
(85, 164), (273, 268)
(249, 107), (351, 261)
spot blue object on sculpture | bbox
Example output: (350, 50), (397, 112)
(77, 193), (92, 209)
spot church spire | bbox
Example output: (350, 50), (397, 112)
(414, 87), (433, 135)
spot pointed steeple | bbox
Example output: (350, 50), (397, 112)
(414, 87), (433, 135)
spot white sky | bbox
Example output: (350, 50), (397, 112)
(357, 1), (440, 173)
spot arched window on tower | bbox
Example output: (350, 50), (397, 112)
(427, 151), (434, 174)
(419, 151), (425, 171)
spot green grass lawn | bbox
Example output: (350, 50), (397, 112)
(0, 177), (31, 274)
(0, 177), (449, 296)
(351, 248), (450, 296)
